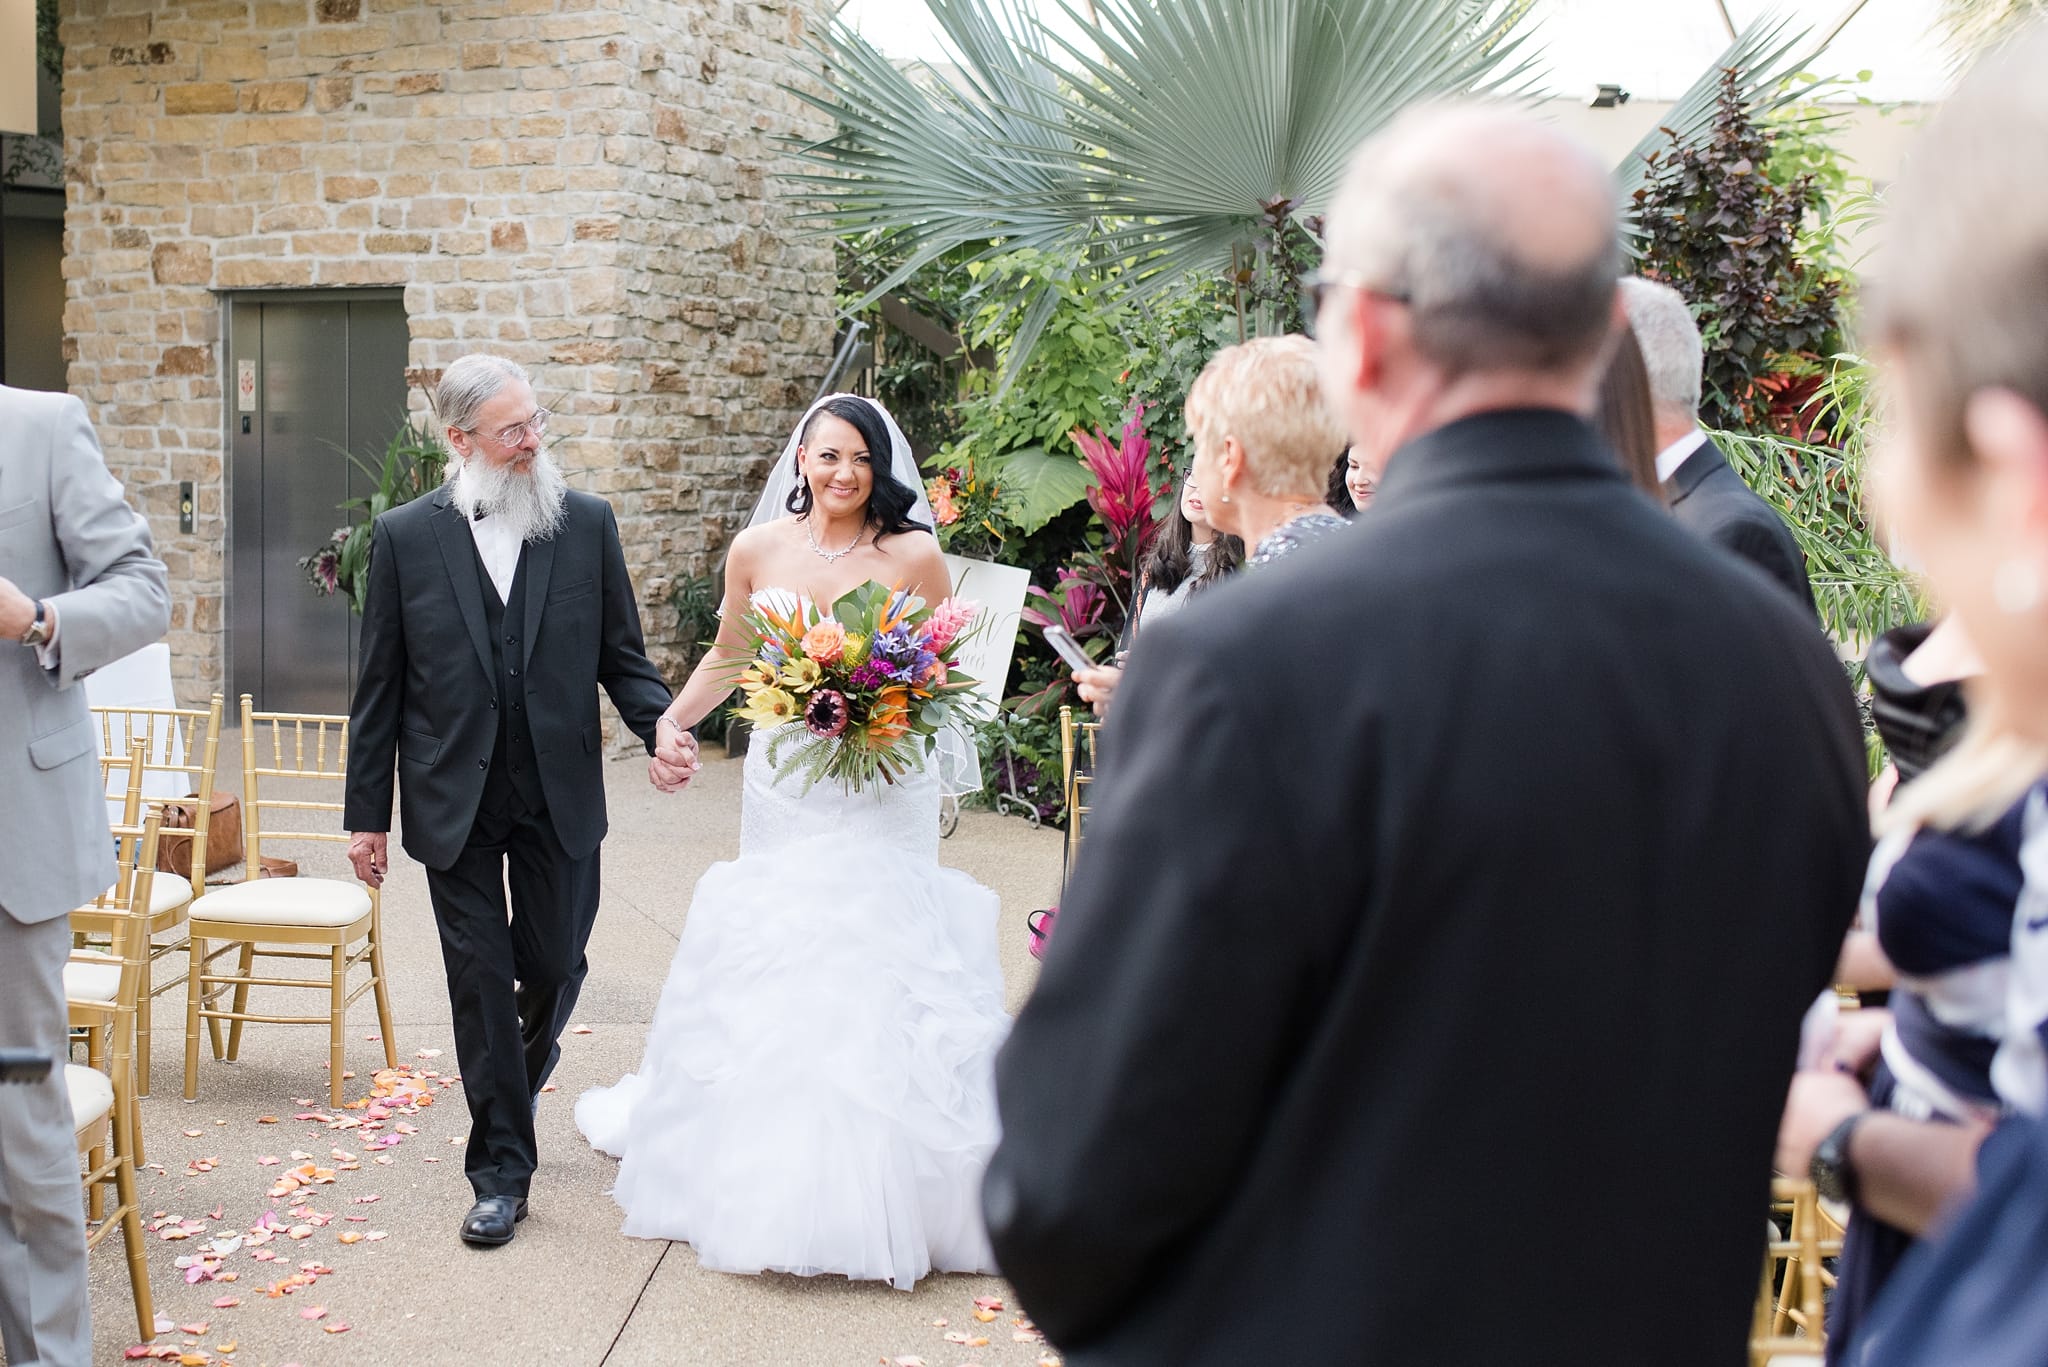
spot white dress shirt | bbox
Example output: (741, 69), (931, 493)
(467, 513), (524, 603)
(1653, 428), (1709, 485)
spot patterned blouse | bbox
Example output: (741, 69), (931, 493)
(1248, 510), (1350, 568)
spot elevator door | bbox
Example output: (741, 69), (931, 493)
(228, 293), (408, 715)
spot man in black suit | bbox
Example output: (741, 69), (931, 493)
(1622, 275), (1816, 609)
(984, 106), (1870, 1365)
(344, 355), (695, 1247)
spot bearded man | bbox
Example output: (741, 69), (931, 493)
(343, 353), (697, 1248)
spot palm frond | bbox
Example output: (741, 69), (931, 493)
(788, 0), (1542, 349)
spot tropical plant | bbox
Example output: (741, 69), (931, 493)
(790, 0), (1542, 379)
(1936, 0), (2048, 70)
(1634, 69), (1845, 434)
(299, 417), (447, 615)
(925, 455), (1014, 560)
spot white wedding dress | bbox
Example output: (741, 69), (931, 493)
(575, 592), (1010, 1289)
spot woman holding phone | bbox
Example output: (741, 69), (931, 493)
(1071, 470), (1243, 715)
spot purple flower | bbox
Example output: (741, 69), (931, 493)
(848, 660), (894, 690)
(871, 625), (922, 669)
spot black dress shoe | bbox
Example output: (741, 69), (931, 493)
(459, 1195), (528, 1247)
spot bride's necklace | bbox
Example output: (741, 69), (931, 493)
(804, 516), (867, 564)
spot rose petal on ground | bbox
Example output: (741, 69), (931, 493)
(569, 1024), (593, 1035)
(182, 1129), (202, 1138)
(364, 1230), (388, 1241)
(256, 1116), (278, 1125)
(972, 1309), (997, 1323)
(177, 1322), (208, 1335)
(336, 1232), (363, 1244)
(972, 1297), (1003, 1311)
(299, 1306), (325, 1321)
(322, 1323), (350, 1335)
(211, 1297), (240, 1309)
(415, 1049), (441, 1059)
(214, 1343), (236, 1355)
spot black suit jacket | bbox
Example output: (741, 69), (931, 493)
(1667, 436), (1816, 610)
(343, 486), (671, 871)
(985, 411), (1869, 1367)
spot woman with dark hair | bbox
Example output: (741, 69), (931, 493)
(1593, 321), (1664, 499)
(1328, 448), (1376, 514)
(578, 393), (1009, 1292)
(1073, 472), (1242, 715)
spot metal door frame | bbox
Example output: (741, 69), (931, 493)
(221, 289), (406, 712)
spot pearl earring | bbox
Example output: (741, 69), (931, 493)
(1218, 493), (1230, 504)
(1995, 558), (2043, 615)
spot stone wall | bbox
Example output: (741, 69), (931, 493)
(58, 0), (838, 698)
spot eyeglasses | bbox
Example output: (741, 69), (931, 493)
(465, 408), (550, 449)
(1301, 270), (1410, 337)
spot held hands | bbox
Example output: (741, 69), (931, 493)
(1073, 664), (1123, 718)
(347, 831), (389, 890)
(650, 718), (701, 794)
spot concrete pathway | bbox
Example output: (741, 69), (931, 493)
(70, 743), (1061, 1367)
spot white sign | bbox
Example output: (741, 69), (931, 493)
(944, 554), (1031, 709)
(236, 359), (257, 413)
(0, 0), (34, 137)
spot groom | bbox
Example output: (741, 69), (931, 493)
(345, 353), (697, 1247)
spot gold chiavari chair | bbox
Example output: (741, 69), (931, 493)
(1058, 705), (1101, 879)
(182, 696), (396, 1106)
(67, 789), (161, 1345)
(67, 741), (147, 1168)
(1749, 1176), (1847, 1365)
(80, 693), (227, 1096)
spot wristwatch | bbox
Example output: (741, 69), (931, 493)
(1810, 1110), (1867, 1205)
(19, 600), (51, 648)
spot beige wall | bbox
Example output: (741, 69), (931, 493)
(0, 0), (35, 134)
(58, 0), (838, 700)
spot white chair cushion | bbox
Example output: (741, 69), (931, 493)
(95, 876), (193, 918)
(190, 877), (371, 929)
(67, 1064), (115, 1133)
(64, 955), (123, 1005)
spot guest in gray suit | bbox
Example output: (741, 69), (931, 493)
(0, 382), (169, 1367)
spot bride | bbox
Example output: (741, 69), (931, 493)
(575, 394), (1010, 1289)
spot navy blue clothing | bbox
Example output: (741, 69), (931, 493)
(1844, 1117), (2048, 1367)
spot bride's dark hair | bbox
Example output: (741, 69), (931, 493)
(786, 396), (931, 542)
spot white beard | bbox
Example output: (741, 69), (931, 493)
(449, 450), (570, 544)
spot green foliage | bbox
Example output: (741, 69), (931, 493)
(1634, 69), (1845, 433)
(948, 253), (1127, 463)
(1718, 355), (1926, 773)
(300, 418), (447, 616)
(668, 570), (731, 742)
(985, 448), (1091, 539)
(1121, 277), (1245, 472)
(36, 0), (59, 80)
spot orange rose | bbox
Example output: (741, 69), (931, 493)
(867, 685), (913, 744)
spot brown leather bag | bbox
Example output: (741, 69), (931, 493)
(159, 793), (244, 880)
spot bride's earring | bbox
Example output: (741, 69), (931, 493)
(1995, 557), (2043, 614)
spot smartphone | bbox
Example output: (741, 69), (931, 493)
(0, 1050), (53, 1084)
(1042, 624), (1097, 674)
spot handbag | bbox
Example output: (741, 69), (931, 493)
(158, 793), (243, 880)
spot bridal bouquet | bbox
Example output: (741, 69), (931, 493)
(727, 580), (987, 793)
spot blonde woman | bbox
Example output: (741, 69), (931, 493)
(1185, 336), (1352, 567)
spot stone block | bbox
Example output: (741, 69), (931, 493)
(461, 42), (502, 69)
(314, 76), (355, 111)
(489, 221), (527, 251)
(156, 345), (210, 377)
(215, 257), (315, 288)
(394, 72), (443, 96)
(240, 81), (309, 113)
(574, 216), (621, 241)
(165, 82), (237, 115)
(150, 241), (213, 284)
(365, 231), (431, 254)
(204, 48), (267, 82)
(258, 203), (327, 232)
(316, 0), (361, 20)
(111, 227), (150, 250)
(323, 174), (380, 201)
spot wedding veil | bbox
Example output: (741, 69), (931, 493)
(747, 394), (981, 799)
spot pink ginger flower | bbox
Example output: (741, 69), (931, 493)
(918, 597), (978, 651)
(1072, 404), (1159, 553)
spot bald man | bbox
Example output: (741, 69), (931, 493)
(985, 106), (1870, 1365)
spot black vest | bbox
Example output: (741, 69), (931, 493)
(473, 536), (547, 815)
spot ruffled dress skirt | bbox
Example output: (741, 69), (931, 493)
(575, 728), (1009, 1289)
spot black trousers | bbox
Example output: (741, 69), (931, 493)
(423, 777), (600, 1200)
